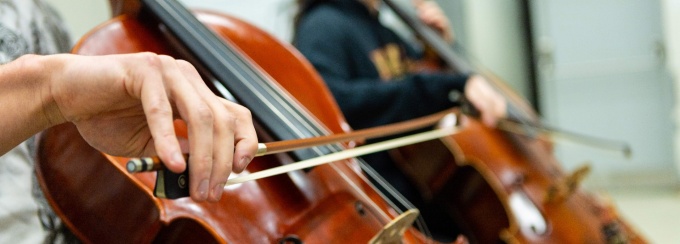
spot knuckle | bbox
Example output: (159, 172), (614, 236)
(178, 61), (201, 78)
(222, 112), (238, 127)
(200, 153), (214, 165)
(232, 104), (252, 119)
(194, 154), (213, 174)
(137, 52), (161, 67)
(195, 104), (214, 122)
(214, 109), (232, 124)
(219, 158), (233, 175)
(146, 99), (173, 117)
(176, 59), (194, 70)
(158, 54), (176, 63)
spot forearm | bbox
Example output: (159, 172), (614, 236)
(0, 55), (64, 154)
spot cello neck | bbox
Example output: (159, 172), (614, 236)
(140, 0), (336, 160)
(382, 0), (538, 122)
(381, 0), (471, 74)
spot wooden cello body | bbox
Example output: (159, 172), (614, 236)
(35, 1), (438, 242)
(395, 115), (647, 243)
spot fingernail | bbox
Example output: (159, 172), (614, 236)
(173, 152), (184, 166)
(212, 183), (225, 201)
(238, 156), (251, 171)
(197, 179), (209, 200)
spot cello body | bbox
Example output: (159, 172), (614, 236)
(394, 115), (646, 243)
(380, 0), (648, 242)
(35, 3), (433, 242)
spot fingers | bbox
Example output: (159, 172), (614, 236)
(134, 54), (256, 202)
(464, 75), (507, 127)
(55, 52), (254, 203)
(222, 99), (257, 173)
(176, 61), (233, 202)
(134, 54), (186, 173)
(157, 56), (218, 202)
(136, 55), (211, 201)
(470, 78), (499, 127)
(173, 60), (257, 202)
(416, 1), (453, 42)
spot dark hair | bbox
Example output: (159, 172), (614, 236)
(293, 0), (335, 42)
(294, 0), (327, 27)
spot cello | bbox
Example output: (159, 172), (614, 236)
(380, 0), (648, 243)
(35, 0), (459, 242)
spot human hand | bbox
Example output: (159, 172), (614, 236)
(414, 0), (454, 43)
(463, 75), (507, 127)
(43, 53), (258, 202)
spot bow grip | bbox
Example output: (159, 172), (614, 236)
(154, 167), (190, 199)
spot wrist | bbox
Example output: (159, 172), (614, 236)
(21, 54), (67, 128)
(0, 54), (67, 153)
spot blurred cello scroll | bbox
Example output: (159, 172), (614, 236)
(35, 0), (470, 243)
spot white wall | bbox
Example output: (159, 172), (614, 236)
(44, 0), (295, 44)
(43, 0), (109, 42)
(180, 0), (296, 42)
(662, 0), (680, 178)
(462, 0), (530, 99)
(529, 0), (676, 188)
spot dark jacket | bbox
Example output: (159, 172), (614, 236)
(293, 1), (468, 223)
(294, 0), (468, 130)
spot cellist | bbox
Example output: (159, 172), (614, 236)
(0, 0), (258, 242)
(293, 0), (506, 240)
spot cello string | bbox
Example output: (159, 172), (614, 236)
(160, 1), (439, 238)
(357, 157), (433, 240)
(192, 7), (438, 235)
(163, 0), (437, 239)
(384, 0), (537, 123)
(172, 0), (437, 237)
(158, 0), (418, 225)
(181, 2), (421, 206)
(160, 0), (326, 154)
